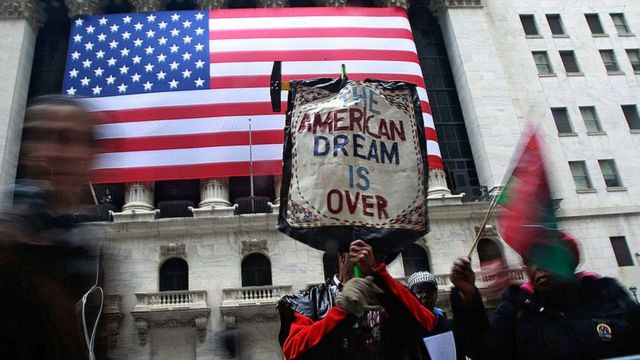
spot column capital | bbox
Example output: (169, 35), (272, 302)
(0, 0), (46, 29)
(317, 0), (347, 6)
(196, 0), (227, 9)
(379, 0), (409, 10)
(258, 0), (288, 8)
(130, 0), (169, 12)
(429, 0), (483, 16)
(64, 0), (105, 18)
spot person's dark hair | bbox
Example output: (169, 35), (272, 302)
(25, 94), (97, 146)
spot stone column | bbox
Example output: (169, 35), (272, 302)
(0, 0), (44, 204)
(130, 0), (169, 12)
(273, 175), (282, 205)
(122, 182), (155, 212)
(64, 0), (105, 17)
(198, 178), (231, 208)
(427, 168), (451, 197)
(196, 0), (227, 9)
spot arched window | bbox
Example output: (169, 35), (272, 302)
(159, 258), (189, 291)
(241, 253), (272, 287)
(477, 238), (504, 264)
(323, 252), (339, 280)
(402, 244), (431, 276)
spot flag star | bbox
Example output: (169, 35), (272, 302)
(121, 31), (131, 40)
(132, 55), (142, 64)
(146, 29), (156, 38)
(194, 43), (204, 52)
(156, 53), (167, 62)
(194, 77), (205, 87)
(181, 69), (192, 78)
(158, 37), (168, 45)
(182, 20), (192, 29)
(170, 28), (180, 37)
(94, 67), (104, 77)
(117, 83), (128, 93)
(98, 17), (108, 25)
(66, 86), (77, 96)
(119, 65), (129, 74)
(168, 79), (179, 88)
(95, 50), (105, 59)
(143, 81), (153, 91)
(144, 63), (154, 72)
(169, 44), (179, 53)
(194, 59), (205, 69)
(182, 35), (192, 44)
(171, 13), (180, 21)
(169, 61), (179, 70)
(107, 57), (117, 66)
(106, 75), (116, 84)
(156, 70), (166, 80)
(120, 48), (130, 57)
(75, 18), (84, 27)
(195, 27), (204, 36)
(97, 33), (107, 42)
(134, 22), (143, 31)
(84, 42), (94, 51)
(71, 51), (81, 60)
(123, 15), (132, 24)
(158, 21), (168, 29)
(109, 40), (119, 49)
(86, 25), (95, 34)
(144, 46), (155, 55)
(73, 34), (83, 42)
(80, 77), (91, 86)
(82, 59), (92, 68)
(195, 12), (204, 21)
(131, 73), (141, 82)
(92, 85), (102, 95)
(110, 24), (119, 32)
(181, 52), (192, 61)
(133, 38), (143, 47)
(69, 68), (79, 78)
(147, 14), (156, 22)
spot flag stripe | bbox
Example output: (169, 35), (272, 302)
(210, 37), (417, 53)
(210, 49), (419, 64)
(210, 12), (411, 26)
(210, 27), (414, 40)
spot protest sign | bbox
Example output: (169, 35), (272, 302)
(277, 78), (429, 253)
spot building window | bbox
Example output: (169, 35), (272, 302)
(533, 51), (553, 75)
(626, 49), (640, 72)
(159, 258), (189, 291)
(598, 159), (622, 188)
(610, 236), (634, 266)
(610, 13), (631, 35)
(585, 14), (605, 35)
(323, 252), (339, 280)
(401, 244), (431, 276)
(477, 238), (504, 265)
(546, 14), (566, 35)
(579, 106), (602, 132)
(569, 161), (593, 191)
(600, 50), (620, 72)
(551, 107), (573, 134)
(520, 15), (539, 36)
(559, 51), (581, 74)
(241, 253), (272, 287)
(622, 105), (640, 130)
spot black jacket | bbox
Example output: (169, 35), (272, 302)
(451, 276), (640, 360)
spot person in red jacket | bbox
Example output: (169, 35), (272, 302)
(277, 240), (436, 360)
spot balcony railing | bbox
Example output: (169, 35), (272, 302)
(222, 285), (292, 306)
(397, 268), (527, 290)
(134, 289), (208, 310)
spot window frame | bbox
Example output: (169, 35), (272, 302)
(598, 159), (622, 188)
(585, 13), (605, 35)
(551, 107), (574, 134)
(610, 13), (631, 35)
(546, 14), (566, 36)
(533, 51), (554, 76)
(568, 161), (593, 191)
(599, 50), (621, 72)
(520, 14), (540, 36)
(609, 236), (634, 267)
(621, 104), (640, 130)
(559, 50), (581, 74)
(626, 49), (640, 72)
(579, 106), (603, 133)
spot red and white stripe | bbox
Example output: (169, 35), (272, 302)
(88, 7), (442, 184)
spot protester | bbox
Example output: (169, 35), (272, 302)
(450, 232), (640, 360)
(0, 95), (102, 359)
(277, 240), (436, 359)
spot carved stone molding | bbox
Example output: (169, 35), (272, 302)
(131, 0), (169, 12)
(0, 0), (46, 29)
(195, 316), (208, 342)
(237, 313), (279, 324)
(196, 0), (227, 9)
(474, 224), (498, 239)
(241, 239), (268, 257)
(380, 0), (409, 9)
(133, 314), (210, 344)
(160, 243), (187, 261)
(258, 0), (288, 8)
(65, 0), (105, 18)
(135, 319), (150, 345)
(317, 0), (347, 6)
(429, 0), (483, 16)
(102, 295), (124, 348)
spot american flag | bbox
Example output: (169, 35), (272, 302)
(63, 7), (443, 184)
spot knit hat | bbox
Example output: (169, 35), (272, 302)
(407, 271), (438, 290)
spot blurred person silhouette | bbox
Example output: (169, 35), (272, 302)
(450, 231), (640, 360)
(0, 95), (103, 359)
(277, 240), (437, 360)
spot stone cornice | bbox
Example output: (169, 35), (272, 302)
(0, 0), (46, 29)
(130, 0), (169, 12)
(429, 0), (483, 16)
(65, 0), (105, 18)
(196, 0), (227, 9)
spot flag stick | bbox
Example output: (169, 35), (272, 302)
(467, 194), (500, 258)
(89, 183), (98, 205)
